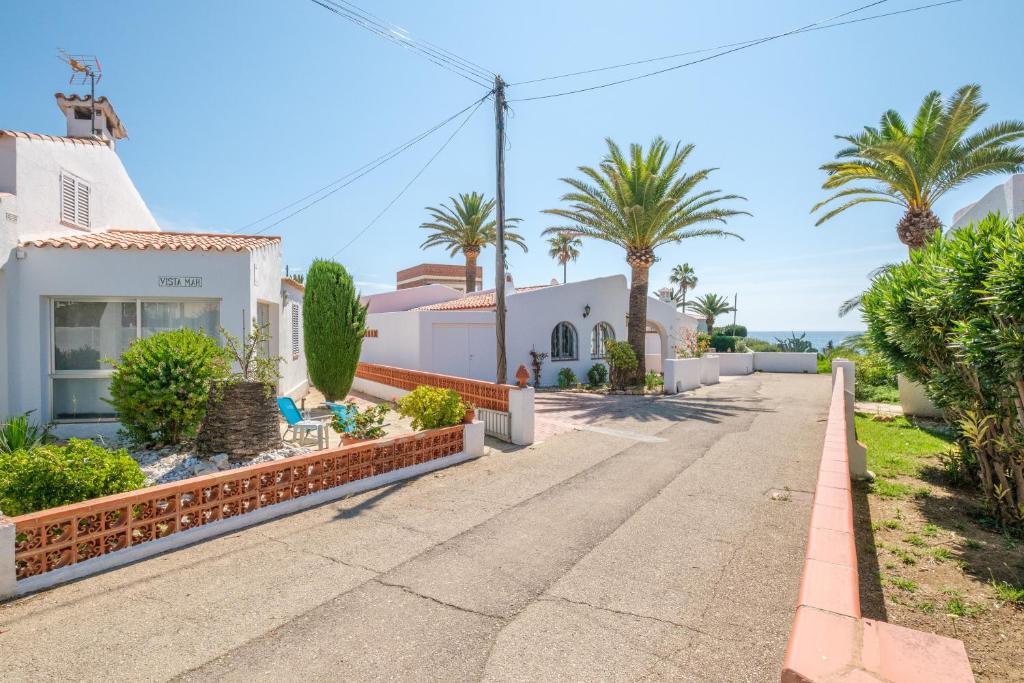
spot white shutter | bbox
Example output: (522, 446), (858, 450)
(60, 174), (77, 225)
(75, 181), (90, 228)
(291, 303), (301, 360)
(59, 172), (91, 228)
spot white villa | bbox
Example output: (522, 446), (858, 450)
(951, 174), (1024, 230)
(0, 93), (307, 435)
(360, 267), (702, 385)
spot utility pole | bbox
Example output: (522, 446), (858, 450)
(732, 293), (738, 330)
(493, 75), (508, 385)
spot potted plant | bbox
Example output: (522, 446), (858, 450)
(331, 401), (389, 444)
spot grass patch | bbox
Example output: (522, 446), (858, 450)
(882, 519), (902, 530)
(991, 580), (1024, 607)
(888, 576), (919, 592)
(855, 415), (953, 479)
(904, 534), (927, 547)
(858, 384), (900, 404)
(930, 547), (952, 562)
(921, 524), (940, 537)
(943, 597), (984, 618)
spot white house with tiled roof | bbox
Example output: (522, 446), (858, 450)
(0, 93), (307, 431)
(360, 271), (700, 385)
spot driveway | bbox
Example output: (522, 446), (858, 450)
(0, 373), (831, 682)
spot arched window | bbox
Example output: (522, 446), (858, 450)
(591, 322), (615, 359)
(551, 321), (578, 361)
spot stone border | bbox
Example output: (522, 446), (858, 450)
(780, 362), (974, 682)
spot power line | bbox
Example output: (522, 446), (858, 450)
(238, 92), (492, 235)
(308, 0), (493, 87)
(510, 0), (964, 101)
(329, 95), (488, 258)
(329, 0), (496, 80)
(516, 0), (962, 86)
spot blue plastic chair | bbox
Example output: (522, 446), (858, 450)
(277, 397), (329, 449)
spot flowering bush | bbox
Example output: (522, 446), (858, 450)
(675, 328), (710, 358)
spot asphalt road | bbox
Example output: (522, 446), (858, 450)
(0, 373), (830, 682)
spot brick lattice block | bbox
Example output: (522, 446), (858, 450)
(356, 363), (512, 412)
(12, 425), (464, 581)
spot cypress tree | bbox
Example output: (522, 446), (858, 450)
(303, 259), (366, 401)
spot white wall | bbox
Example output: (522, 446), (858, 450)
(1, 137), (157, 265)
(279, 279), (308, 398)
(4, 245), (253, 422)
(361, 284), (461, 313)
(951, 174), (1024, 230)
(718, 352), (754, 375)
(752, 352), (818, 373)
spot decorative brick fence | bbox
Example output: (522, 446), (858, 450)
(1, 422), (484, 598)
(780, 361), (974, 682)
(353, 363), (534, 445)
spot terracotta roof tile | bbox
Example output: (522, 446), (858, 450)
(22, 229), (280, 253)
(414, 285), (551, 311)
(0, 130), (112, 147)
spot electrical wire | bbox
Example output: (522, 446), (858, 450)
(237, 91), (492, 235)
(309, 0), (493, 87)
(329, 0), (496, 80)
(329, 96), (488, 257)
(510, 0), (964, 101)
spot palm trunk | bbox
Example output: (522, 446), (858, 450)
(464, 250), (478, 293)
(627, 262), (650, 383)
(562, 260), (567, 284)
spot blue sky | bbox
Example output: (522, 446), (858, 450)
(5, 0), (1022, 330)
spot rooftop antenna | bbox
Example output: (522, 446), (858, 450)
(57, 50), (102, 136)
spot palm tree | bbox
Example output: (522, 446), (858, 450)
(420, 192), (527, 292)
(688, 293), (735, 335)
(543, 137), (748, 380)
(546, 232), (582, 283)
(669, 262), (697, 310)
(837, 264), (895, 317)
(813, 84), (1024, 252)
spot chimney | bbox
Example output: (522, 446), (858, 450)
(55, 93), (127, 147)
(505, 272), (514, 290)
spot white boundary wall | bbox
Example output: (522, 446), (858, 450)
(1, 421), (485, 599)
(753, 352), (817, 373)
(719, 352), (754, 376)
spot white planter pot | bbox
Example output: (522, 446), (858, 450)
(897, 375), (943, 418)
(663, 358), (701, 393)
(700, 355), (720, 385)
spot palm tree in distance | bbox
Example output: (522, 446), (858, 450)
(669, 262), (698, 310)
(812, 84), (1024, 252)
(689, 293), (736, 336)
(546, 233), (583, 283)
(419, 192), (527, 292)
(543, 137), (748, 381)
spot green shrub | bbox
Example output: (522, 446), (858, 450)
(738, 337), (778, 352)
(107, 328), (229, 447)
(395, 386), (467, 431)
(710, 334), (737, 352)
(644, 370), (664, 390)
(304, 259), (367, 401)
(862, 214), (1024, 528)
(587, 363), (608, 387)
(557, 367), (577, 388)
(718, 324), (747, 337)
(0, 413), (53, 454)
(0, 439), (146, 515)
(605, 340), (638, 390)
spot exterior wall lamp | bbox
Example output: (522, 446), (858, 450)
(583, 304), (591, 318)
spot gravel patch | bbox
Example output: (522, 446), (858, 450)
(132, 443), (313, 485)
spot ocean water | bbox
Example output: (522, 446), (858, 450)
(747, 331), (861, 351)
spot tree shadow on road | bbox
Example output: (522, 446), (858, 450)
(534, 391), (775, 427)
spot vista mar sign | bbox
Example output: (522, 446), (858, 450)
(158, 276), (203, 288)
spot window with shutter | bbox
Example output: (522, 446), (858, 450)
(59, 171), (91, 229)
(291, 303), (301, 360)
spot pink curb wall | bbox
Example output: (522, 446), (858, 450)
(780, 366), (974, 683)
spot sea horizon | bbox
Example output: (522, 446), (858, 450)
(747, 330), (862, 350)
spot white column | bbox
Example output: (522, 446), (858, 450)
(0, 516), (15, 600)
(832, 359), (868, 479)
(464, 420), (486, 457)
(508, 386), (535, 446)
(663, 360), (679, 394)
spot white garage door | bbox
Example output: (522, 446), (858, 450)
(430, 324), (496, 381)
